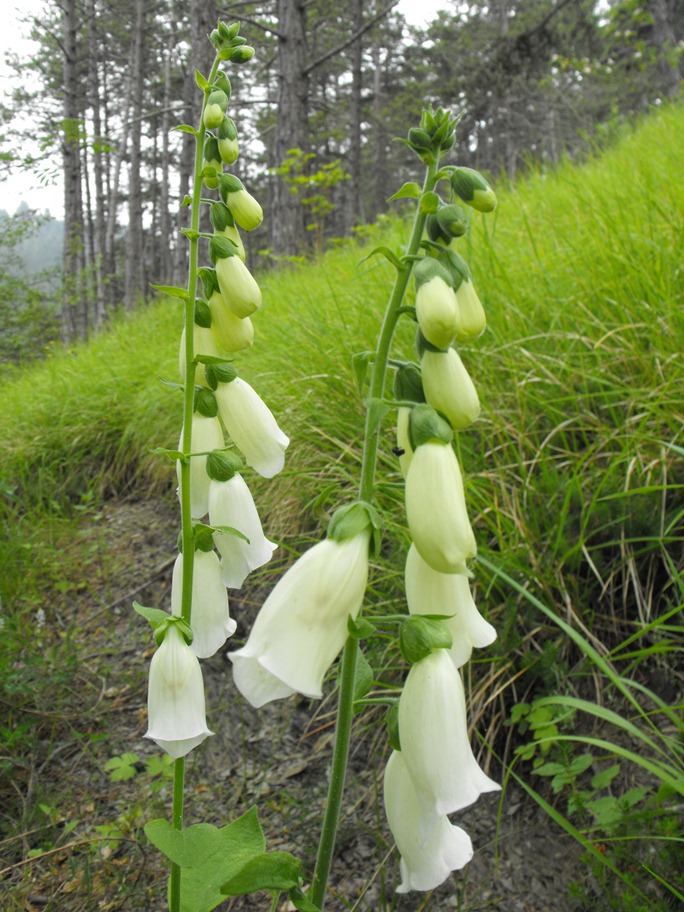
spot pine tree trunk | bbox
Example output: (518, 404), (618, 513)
(124, 0), (146, 310)
(271, 0), (309, 256)
(61, 0), (88, 341)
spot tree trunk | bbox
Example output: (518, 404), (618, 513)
(61, 0), (88, 341)
(124, 0), (146, 310)
(88, 0), (107, 329)
(271, 0), (309, 256)
(347, 0), (364, 232)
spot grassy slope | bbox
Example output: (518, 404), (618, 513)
(1, 104), (682, 643)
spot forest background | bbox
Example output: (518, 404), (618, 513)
(0, 0), (681, 360)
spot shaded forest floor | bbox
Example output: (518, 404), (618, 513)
(3, 495), (602, 912)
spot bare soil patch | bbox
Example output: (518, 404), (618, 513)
(2, 497), (588, 912)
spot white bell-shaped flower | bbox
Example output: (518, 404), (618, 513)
(384, 750), (473, 893)
(405, 441), (476, 573)
(405, 544), (496, 668)
(177, 414), (225, 519)
(171, 549), (236, 658)
(208, 475), (277, 588)
(398, 649), (500, 815)
(421, 348), (480, 430)
(145, 624), (213, 759)
(229, 531), (370, 707)
(214, 378), (289, 478)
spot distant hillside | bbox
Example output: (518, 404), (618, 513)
(0, 203), (62, 281)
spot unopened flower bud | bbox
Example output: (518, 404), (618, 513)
(454, 279), (486, 342)
(435, 203), (468, 238)
(210, 202), (245, 260)
(208, 290), (254, 352)
(450, 167), (497, 213)
(405, 438), (476, 573)
(203, 90), (228, 130)
(202, 137), (222, 189)
(415, 276), (459, 350)
(421, 348), (480, 430)
(217, 117), (239, 164)
(219, 175), (263, 231)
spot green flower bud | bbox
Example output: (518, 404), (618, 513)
(218, 117), (239, 165)
(214, 72), (232, 98)
(408, 403), (453, 449)
(435, 203), (468, 239)
(210, 202), (246, 260)
(202, 136), (223, 189)
(210, 238), (261, 318)
(195, 387), (218, 418)
(218, 20), (240, 41)
(229, 46), (255, 64)
(450, 167), (497, 213)
(204, 90), (228, 130)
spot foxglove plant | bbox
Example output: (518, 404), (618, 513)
(134, 22), (502, 912)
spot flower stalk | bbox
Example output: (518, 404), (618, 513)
(310, 158), (440, 910)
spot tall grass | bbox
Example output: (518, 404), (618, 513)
(1, 100), (682, 911)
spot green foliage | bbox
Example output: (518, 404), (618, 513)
(0, 208), (60, 363)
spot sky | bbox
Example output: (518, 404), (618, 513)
(0, 0), (451, 219)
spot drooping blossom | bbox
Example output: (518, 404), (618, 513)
(214, 377), (289, 478)
(405, 543), (496, 668)
(384, 749), (473, 893)
(208, 475), (277, 588)
(145, 623), (213, 759)
(171, 549), (236, 658)
(229, 529), (370, 707)
(398, 648), (500, 815)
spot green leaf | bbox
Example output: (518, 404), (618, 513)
(387, 181), (422, 202)
(221, 851), (301, 895)
(150, 283), (188, 300)
(195, 69), (209, 91)
(419, 191), (440, 214)
(150, 446), (184, 461)
(145, 808), (266, 912)
(352, 649), (374, 707)
(357, 246), (402, 270)
(174, 125), (199, 137)
(104, 753), (139, 782)
(133, 601), (171, 630)
(591, 763), (620, 790)
(351, 351), (373, 393)
(288, 887), (320, 911)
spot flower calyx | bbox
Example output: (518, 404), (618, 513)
(206, 448), (244, 483)
(328, 500), (382, 557)
(407, 107), (456, 165)
(400, 617), (453, 665)
(393, 363), (425, 405)
(408, 403), (453, 449)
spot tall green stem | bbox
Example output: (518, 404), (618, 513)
(310, 159), (439, 910)
(169, 54), (222, 912)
